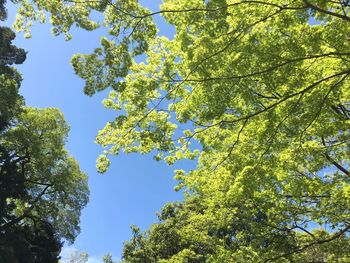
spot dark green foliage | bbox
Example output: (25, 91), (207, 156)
(0, 222), (61, 263)
(0, 0), (6, 21)
(0, 2), (88, 262)
(0, 2), (27, 239)
(0, 0), (26, 66)
(0, 66), (23, 131)
(0, 26), (27, 65)
(0, 1), (24, 131)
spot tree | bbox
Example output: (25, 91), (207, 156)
(0, 107), (89, 238)
(10, 0), (350, 261)
(66, 251), (89, 263)
(0, 26), (27, 65)
(122, 197), (350, 262)
(0, 64), (23, 132)
(0, 107), (89, 261)
(0, 222), (62, 263)
(121, 199), (214, 263)
(0, 1), (89, 261)
(0, 0), (7, 20)
(0, 107), (90, 261)
(0, 0), (26, 66)
(0, 1), (24, 131)
(103, 253), (116, 263)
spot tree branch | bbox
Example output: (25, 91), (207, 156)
(303, 0), (350, 21)
(265, 224), (350, 262)
(0, 185), (51, 231)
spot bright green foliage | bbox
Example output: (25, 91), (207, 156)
(121, 199), (212, 263)
(122, 197), (350, 262)
(0, 107), (89, 261)
(1, 107), (89, 241)
(11, 0), (350, 261)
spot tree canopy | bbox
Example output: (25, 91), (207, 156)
(0, 89), (89, 262)
(9, 0), (350, 261)
(0, 1), (89, 261)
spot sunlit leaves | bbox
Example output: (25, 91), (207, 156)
(11, 0), (350, 260)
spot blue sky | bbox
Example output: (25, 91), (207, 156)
(5, 1), (189, 261)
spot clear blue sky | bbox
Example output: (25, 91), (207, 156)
(6, 1), (190, 261)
